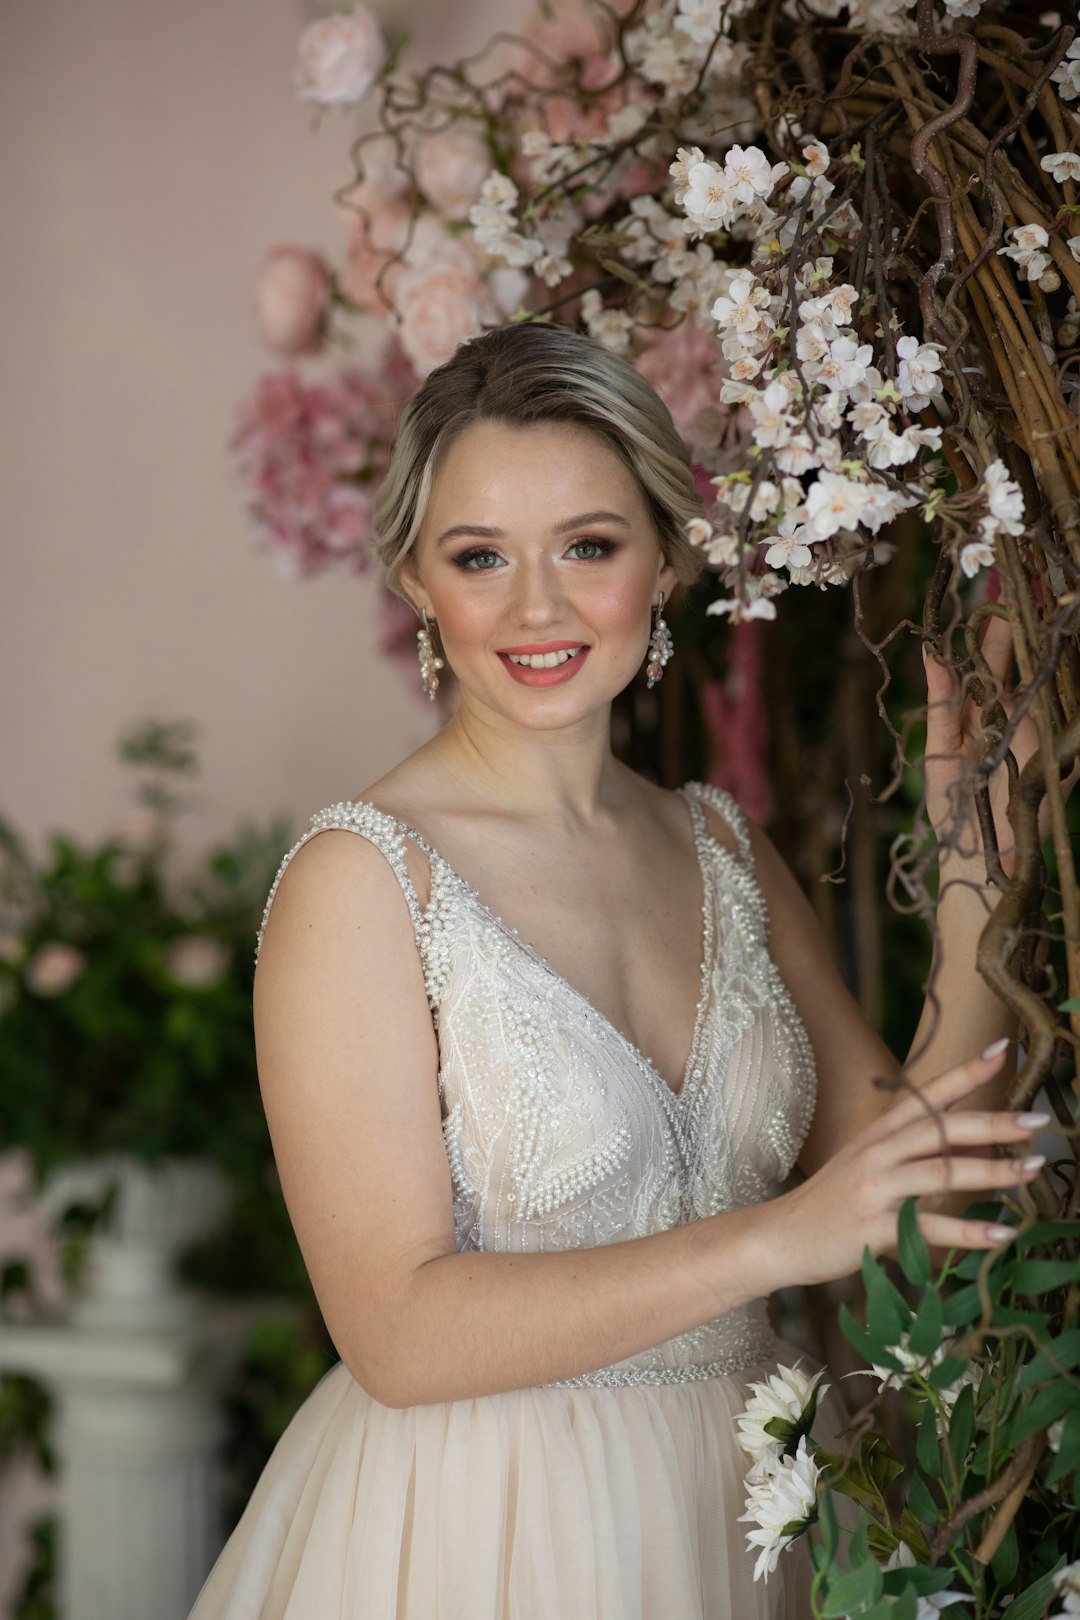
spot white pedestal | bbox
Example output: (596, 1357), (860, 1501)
(0, 1299), (294, 1620)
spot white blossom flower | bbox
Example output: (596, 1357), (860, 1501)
(748, 381), (795, 448)
(669, 146), (706, 206)
(724, 145), (788, 204)
(1068, 236), (1080, 264)
(998, 222), (1052, 281)
(712, 274), (772, 336)
(1051, 1558), (1080, 1615)
(774, 433), (821, 475)
(802, 139), (830, 176)
(960, 540), (995, 577)
(684, 160), (739, 228)
(1051, 41), (1080, 102)
(1042, 150), (1080, 184)
(739, 1435), (820, 1582)
(896, 335), (945, 410)
(686, 517), (714, 547)
(674, 0), (725, 47)
(764, 528), (814, 571)
(982, 460), (1026, 534)
(804, 470), (873, 538)
(580, 289), (634, 353)
(810, 334), (875, 394)
(293, 4), (388, 106)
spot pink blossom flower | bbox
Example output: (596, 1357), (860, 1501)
(230, 344), (414, 578)
(293, 5), (388, 106)
(164, 935), (232, 988)
(253, 247), (330, 357)
(24, 942), (86, 997)
(634, 318), (726, 439)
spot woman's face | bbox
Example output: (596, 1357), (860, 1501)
(399, 419), (678, 729)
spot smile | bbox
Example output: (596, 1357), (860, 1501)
(497, 646), (590, 687)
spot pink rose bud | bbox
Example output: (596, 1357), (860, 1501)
(293, 5), (388, 107)
(24, 942), (87, 997)
(254, 246), (331, 357)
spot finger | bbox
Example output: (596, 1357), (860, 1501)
(976, 612), (1015, 694)
(872, 1042), (1012, 1133)
(916, 1212), (1016, 1252)
(882, 1150), (1043, 1200)
(898, 1107), (1047, 1159)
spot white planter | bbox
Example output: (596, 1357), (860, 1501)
(41, 1154), (230, 1331)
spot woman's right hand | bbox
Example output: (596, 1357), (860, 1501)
(758, 1041), (1045, 1289)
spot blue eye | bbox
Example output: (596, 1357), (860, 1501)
(568, 537), (618, 561)
(453, 547), (502, 572)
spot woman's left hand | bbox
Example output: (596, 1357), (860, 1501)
(923, 610), (1076, 874)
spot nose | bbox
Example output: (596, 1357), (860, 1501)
(507, 554), (568, 628)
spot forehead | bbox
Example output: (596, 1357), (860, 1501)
(425, 420), (644, 516)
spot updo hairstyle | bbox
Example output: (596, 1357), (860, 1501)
(371, 321), (708, 612)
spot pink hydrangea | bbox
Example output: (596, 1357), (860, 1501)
(634, 318), (728, 439)
(230, 341), (415, 578)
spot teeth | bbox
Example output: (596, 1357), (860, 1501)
(506, 648), (583, 668)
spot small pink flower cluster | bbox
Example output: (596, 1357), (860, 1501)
(229, 342), (415, 578)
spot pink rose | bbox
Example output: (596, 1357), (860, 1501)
(164, 935), (231, 989)
(24, 942), (86, 997)
(395, 254), (487, 377)
(293, 5), (388, 106)
(340, 192), (412, 311)
(254, 246), (330, 356)
(413, 128), (493, 222)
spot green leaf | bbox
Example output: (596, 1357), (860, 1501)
(896, 1508), (932, 1565)
(907, 1467), (942, 1526)
(928, 1353), (969, 1390)
(941, 1282), (983, 1328)
(1057, 997), (1080, 1012)
(1008, 1380), (1080, 1445)
(820, 1517), (883, 1618)
(948, 1383), (975, 1471)
(1000, 1561), (1065, 1620)
(861, 1432), (904, 1495)
(916, 1405), (942, 1477)
(991, 1520), (1019, 1586)
(907, 1287), (944, 1357)
(817, 1483), (841, 1561)
(1011, 1257), (1080, 1293)
(898, 1197), (932, 1287)
(840, 1303), (903, 1372)
(1015, 1330), (1080, 1393)
(862, 1248), (912, 1345)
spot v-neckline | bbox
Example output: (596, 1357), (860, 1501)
(351, 785), (718, 1107)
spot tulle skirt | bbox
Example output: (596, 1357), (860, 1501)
(187, 1337), (849, 1620)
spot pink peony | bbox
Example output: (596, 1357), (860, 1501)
(24, 942), (86, 997)
(254, 246), (331, 357)
(293, 5), (388, 106)
(413, 127), (494, 223)
(164, 935), (232, 988)
(395, 259), (487, 376)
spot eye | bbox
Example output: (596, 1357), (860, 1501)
(567, 537), (618, 561)
(452, 546), (504, 572)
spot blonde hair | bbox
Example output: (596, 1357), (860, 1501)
(371, 322), (707, 610)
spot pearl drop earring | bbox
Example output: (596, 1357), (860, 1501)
(645, 591), (674, 688)
(417, 608), (444, 702)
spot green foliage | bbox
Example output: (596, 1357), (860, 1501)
(797, 1197), (1080, 1618)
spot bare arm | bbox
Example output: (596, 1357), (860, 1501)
(254, 829), (1037, 1410)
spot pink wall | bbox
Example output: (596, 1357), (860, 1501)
(0, 1), (522, 1609)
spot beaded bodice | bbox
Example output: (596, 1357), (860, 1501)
(255, 781), (816, 1390)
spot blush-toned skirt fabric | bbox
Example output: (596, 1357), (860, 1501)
(187, 1337), (850, 1620)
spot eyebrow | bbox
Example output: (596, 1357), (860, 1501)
(434, 510), (632, 548)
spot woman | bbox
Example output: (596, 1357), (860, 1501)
(189, 322), (1042, 1618)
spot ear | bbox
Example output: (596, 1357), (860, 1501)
(397, 555), (425, 617)
(656, 552), (679, 601)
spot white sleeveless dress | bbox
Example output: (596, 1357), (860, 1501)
(187, 780), (848, 1620)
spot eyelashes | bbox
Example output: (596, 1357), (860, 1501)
(451, 537), (620, 572)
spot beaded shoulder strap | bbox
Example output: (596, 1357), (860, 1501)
(253, 801), (436, 1000)
(682, 780), (753, 863)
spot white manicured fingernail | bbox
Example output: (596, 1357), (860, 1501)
(1020, 1155), (1045, 1173)
(1015, 1112), (1050, 1129)
(986, 1224), (1014, 1243)
(982, 1037), (1009, 1060)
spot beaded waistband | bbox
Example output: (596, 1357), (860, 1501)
(540, 1321), (779, 1390)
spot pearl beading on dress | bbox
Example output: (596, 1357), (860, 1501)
(254, 783), (818, 1391)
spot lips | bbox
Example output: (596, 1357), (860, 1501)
(497, 646), (591, 688)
